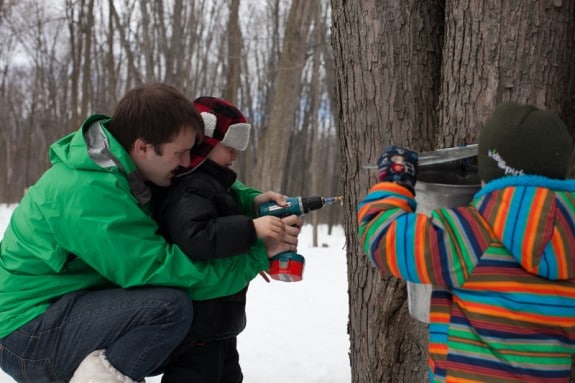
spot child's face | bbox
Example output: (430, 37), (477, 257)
(208, 142), (238, 168)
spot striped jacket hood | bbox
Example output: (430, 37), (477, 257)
(473, 175), (575, 281)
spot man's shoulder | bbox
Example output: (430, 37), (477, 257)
(34, 162), (130, 208)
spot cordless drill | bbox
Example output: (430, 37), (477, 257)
(258, 195), (343, 282)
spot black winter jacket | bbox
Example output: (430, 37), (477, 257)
(154, 159), (258, 341)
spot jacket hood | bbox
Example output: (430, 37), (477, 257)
(49, 114), (136, 174)
(474, 175), (575, 281)
(49, 114), (150, 204)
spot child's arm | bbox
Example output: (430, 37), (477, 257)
(358, 146), (492, 288)
(161, 188), (259, 261)
(358, 182), (493, 287)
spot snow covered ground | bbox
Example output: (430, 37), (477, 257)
(0, 203), (351, 382)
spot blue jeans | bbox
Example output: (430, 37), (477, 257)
(0, 287), (194, 382)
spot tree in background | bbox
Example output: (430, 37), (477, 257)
(251, 0), (316, 192)
(331, 0), (575, 382)
(0, 0), (341, 232)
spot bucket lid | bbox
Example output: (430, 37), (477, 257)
(363, 144), (478, 169)
(418, 144), (477, 167)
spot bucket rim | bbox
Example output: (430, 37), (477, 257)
(415, 181), (481, 189)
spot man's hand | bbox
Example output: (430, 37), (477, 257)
(262, 214), (302, 258)
(263, 237), (291, 258)
(281, 214), (303, 247)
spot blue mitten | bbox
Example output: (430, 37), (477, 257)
(377, 146), (418, 193)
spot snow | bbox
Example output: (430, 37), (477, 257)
(0, 203), (351, 383)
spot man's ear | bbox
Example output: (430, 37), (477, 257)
(132, 138), (150, 157)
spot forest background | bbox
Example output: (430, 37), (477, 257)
(1, 1), (575, 382)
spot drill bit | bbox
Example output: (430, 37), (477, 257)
(322, 196), (344, 206)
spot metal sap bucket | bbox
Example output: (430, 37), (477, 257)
(407, 161), (480, 323)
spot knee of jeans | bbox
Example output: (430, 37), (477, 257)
(161, 288), (194, 325)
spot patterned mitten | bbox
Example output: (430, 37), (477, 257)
(377, 145), (418, 193)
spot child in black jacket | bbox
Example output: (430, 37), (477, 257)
(154, 96), (300, 382)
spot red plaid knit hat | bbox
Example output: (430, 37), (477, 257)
(189, 96), (251, 170)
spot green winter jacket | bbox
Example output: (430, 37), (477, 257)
(0, 115), (269, 338)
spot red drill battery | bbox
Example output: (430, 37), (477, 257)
(268, 253), (305, 282)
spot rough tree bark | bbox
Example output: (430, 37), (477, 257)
(438, 1), (575, 147)
(330, 1), (444, 382)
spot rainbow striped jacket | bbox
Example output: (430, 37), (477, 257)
(358, 175), (575, 383)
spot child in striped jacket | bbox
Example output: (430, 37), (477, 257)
(357, 101), (575, 382)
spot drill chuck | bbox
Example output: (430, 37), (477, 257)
(257, 195), (341, 218)
(302, 196), (324, 213)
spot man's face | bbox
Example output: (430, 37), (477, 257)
(132, 126), (196, 187)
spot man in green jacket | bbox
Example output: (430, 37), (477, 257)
(0, 83), (299, 383)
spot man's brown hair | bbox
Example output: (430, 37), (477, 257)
(108, 83), (204, 154)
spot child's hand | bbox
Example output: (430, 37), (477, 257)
(253, 191), (287, 210)
(377, 145), (418, 193)
(253, 216), (285, 240)
(281, 214), (303, 234)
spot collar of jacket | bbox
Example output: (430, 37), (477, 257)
(199, 159), (238, 189)
(65, 114), (152, 205)
(476, 174), (575, 199)
(86, 117), (152, 205)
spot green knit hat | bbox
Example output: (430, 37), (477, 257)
(478, 101), (574, 183)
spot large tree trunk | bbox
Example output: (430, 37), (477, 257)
(331, 1), (444, 382)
